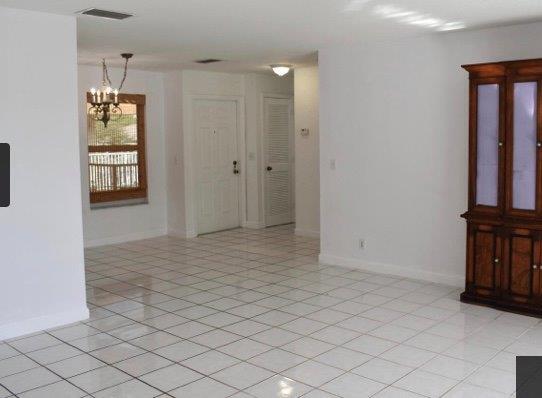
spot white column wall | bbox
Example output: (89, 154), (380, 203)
(0, 7), (87, 339)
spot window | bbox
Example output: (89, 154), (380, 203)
(86, 93), (147, 205)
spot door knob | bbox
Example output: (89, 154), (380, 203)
(267, 166), (273, 171)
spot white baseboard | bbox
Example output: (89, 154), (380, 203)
(319, 252), (463, 288)
(168, 227), (198, 239)
(0, 306), (89, 341)
(242, 221), (265, 229)
(295, 228), (320, 238)
(84, 228), (167, 248)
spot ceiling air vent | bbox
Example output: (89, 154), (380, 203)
(79, 8), (133, 20)
(195, 59), (223, 64)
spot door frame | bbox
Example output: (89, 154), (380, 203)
(260, 93), (295, 227)
(184, 94), (246, 236)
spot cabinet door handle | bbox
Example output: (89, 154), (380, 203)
(494, 258), (500, 264)
(534, 264), (539, 270)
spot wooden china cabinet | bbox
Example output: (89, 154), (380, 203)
(461, 59), (542, 316)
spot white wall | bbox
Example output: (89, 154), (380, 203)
(164, 71), (186, 237)
(319, 21), (542, 287)
(0, 7), (87, 339)
(78, 66), (167, 247)
(294, 67), (320, 237)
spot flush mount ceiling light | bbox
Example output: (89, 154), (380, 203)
(271, 65), (292, 76)
(373, 4), (465, 32)
(88, 53), (133, 127)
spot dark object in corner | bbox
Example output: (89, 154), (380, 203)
(0, 143), (9, 207)
(517, 356), (542, 397)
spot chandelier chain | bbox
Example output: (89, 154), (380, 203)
(102, 59), (112, 87)
(90, 53), (132, 127)
(118, 56), (130, 91)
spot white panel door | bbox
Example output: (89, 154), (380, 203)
(195, 99), (240, 234)
(263, 97), (294, 227)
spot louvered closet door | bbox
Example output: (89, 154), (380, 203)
(263, 97), (294, 227)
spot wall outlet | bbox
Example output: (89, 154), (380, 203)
(359, 239), (365, 249)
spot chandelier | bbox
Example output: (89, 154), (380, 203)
(88, 53), (133, 127)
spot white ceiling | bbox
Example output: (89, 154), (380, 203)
(1, 0), (542, 73)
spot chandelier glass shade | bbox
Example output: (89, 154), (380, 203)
(88, 53), (132, 127)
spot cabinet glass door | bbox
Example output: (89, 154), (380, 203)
(476, 84), (500, 207)
(512, 81), (538, 211)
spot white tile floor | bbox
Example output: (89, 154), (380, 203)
(0, 224), (533, 397)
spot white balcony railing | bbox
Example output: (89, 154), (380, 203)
(89, 152), (139, 192)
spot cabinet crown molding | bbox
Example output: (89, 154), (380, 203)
(462, 58), (542, 78)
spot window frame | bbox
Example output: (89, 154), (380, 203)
(86, 93), (148, 204)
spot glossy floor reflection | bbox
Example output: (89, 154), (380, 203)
(0, 225), (529, 397)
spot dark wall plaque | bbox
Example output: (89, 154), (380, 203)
(0, 144), (9, 207)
